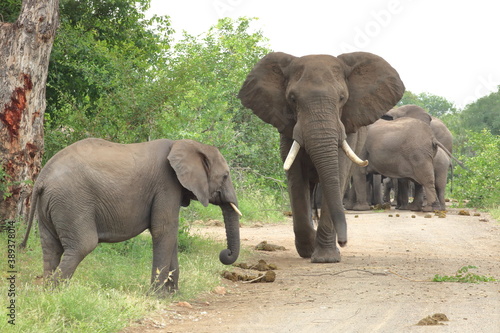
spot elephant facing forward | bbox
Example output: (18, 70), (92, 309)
(20, 138), (241, 293)
(239, 52), (404, 262)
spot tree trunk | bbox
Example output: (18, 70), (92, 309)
(0, 0), (59, 223)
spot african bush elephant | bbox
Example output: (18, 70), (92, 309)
(20, 138), (241, 293)
(238, 52), (404, 262)
(384, 105), (453, 210)
(363, 117), (453, 212)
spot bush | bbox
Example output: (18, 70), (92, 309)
(453, 130), (500, 208)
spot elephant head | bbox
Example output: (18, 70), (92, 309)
(384, 104), (432, 125)
(238, 52), (404, 246)
(168, 140), (241, 265)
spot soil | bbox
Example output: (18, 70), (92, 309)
(123, 208), (500, 333)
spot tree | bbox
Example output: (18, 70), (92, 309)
(43, 0), (172, 159)
(459, 86), (500, 135)
(153, 18), (278, 182)
(398, 91), (457, 117)
(0, 0), (59, 222)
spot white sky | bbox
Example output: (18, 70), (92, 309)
(147, 0), (500, 109)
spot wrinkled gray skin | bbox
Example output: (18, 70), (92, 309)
(385, 105), (453, 210)
(20, 138), (240, 293)
(238, 52), (404, 262)
(350, 105), (454, 211)
(364, 117), (445, 212)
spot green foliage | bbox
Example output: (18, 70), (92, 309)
(460, 86), (500, 135)
(44, 5), (286, 212)
(398, 91), (457, 117)
(44, 0), (173, 159)
(151, 17), (279, 185)
(0, 220), (232, 332)
(0, 0), (21, 22)
(0, 165), (11, 200)
(433, 265), (496, 283)
(453, 130), (500, 208)
(0, 165), (32, 200)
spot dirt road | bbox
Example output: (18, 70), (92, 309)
(125, 208), (500, 333)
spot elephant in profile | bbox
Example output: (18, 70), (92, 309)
(238, 52), (404, 262)
(20, 138), (241, 293)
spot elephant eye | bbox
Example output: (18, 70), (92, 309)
(339, 95), (345, 102)
(289, 93), (297, 104)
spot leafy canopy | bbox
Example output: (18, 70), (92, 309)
(398, 91), (457, 117)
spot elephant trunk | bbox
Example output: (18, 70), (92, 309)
(218, 202), (241, 265)
(298, 107), (348, 246)
(309, 140), (347, 246)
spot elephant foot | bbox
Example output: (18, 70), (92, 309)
(344, 202), (354, 210)
(311, 245), (341, 263)
(396, 204), (409, 210)
(295, 239), (315, 259)
(422, 204), (434, 212)
(409, 202), (423, 211)
(351, 203), (371, 211)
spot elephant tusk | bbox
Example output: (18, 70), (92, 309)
(341, 140), (369, 167)
(284, 141), (301, 171)
(230, 202), (243, 216)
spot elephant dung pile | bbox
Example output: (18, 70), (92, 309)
(417, 313), (449, 326)
(254, 240), (286, 251)
(222, 260), (277, 283)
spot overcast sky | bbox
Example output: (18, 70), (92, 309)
(148, 0), (500, 109)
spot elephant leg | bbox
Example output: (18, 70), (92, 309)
(287, 165), (316, 258)
(396, 179), (410, 210)
(312, 202), (340, 263)
(436, 185), (446, 211)
(382, 178), (392, 204)
(150, 232), (179, 293)
(43, 214), (98, 284)
(414, 166), (439, 212)
(434, 154), (450, 211)
(39, 221), (63, 278)
(372, 174), (383, 205)
(54, 234), (98, 283)
(409, 183), (424, 211)
(343, 178), (355, 210)
(150, 200), (181, 293)
(54, 246), (96, 282)
(350, 168), (370, 211)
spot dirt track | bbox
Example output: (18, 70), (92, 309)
(124, 208), (500, 333)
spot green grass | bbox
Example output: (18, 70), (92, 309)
(0, 175), (282, 332)
(488, 206), (500, 221)
(181, 185), (289, 225)
(432, 265), (497, 283)
(0, 219), (250, 333)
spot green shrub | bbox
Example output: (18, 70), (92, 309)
(453, 130), (500, 208)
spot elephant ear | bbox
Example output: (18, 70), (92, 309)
(338, 52), (405, 134)
(168, 140), (210, 207)
(238, 52), (297, 137)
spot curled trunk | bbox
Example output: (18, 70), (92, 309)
(218, 203), (241, 265)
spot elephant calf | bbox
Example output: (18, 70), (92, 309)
(20, 138), (241, 293)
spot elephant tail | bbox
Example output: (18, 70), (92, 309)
(435, 141), (470, 172)
(19, 183), (42, 249)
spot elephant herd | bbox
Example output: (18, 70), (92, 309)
(21, 50), (459, 294)
(343, 104), (457, 213)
